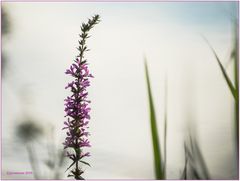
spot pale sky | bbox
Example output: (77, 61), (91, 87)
(2, 1), (238, 179)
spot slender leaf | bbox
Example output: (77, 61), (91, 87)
(203, 36), (237, 100)
(65, 161), (76, 172)
(163, 76), (168, 178)
(181, 134), (211, 179)
(80, 160), (91, 167)
(232, 20), (239, 167)
(190, 136), (210, 179)
(180, 142), (188, 179)
(144, 59), (163, 179)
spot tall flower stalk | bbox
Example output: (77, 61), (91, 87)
(63, 15), (100, 180)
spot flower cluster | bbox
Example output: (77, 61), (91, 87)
(63, 15), (100, 180)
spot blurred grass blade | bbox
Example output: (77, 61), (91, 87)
(144, 59), (163, 179)
(233, 24), (238, 98)
(232, 20), (239, 170)
(203, 37), (237, 100)
(181, 134), (210, 179)
(163, 76), (168, 178)
(190, 136), (210, 179)
(180, 142), (188, 179)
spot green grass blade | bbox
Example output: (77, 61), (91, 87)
(232, 20), (239, 166)
(203, 37), (237, 100)
(233, 21), (238, 93)
(144, 59), (163, 179)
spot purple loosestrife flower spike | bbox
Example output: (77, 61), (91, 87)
(63, 15), (100, 180)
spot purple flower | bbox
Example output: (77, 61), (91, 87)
(63, 15), (100, 180)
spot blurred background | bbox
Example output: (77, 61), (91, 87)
(1, 1), (238, 179)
